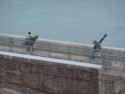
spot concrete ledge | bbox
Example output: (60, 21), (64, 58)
(0, 51), (102, 69)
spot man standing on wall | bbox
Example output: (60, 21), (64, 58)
(91, 34), (108, 59)
(26, 32), (33, 51)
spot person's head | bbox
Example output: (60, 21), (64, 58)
(28, 32), (31, 34)
(93, 40), (97, 44)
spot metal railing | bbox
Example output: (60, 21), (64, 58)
(101, 50), (125, 71)
(0, 36), (125, 71)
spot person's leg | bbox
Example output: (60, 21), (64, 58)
(91, 50), (96, 59)
(91, 50), (98, 59)
(32, 42), (35, 51)
(27, 40), (30, 51)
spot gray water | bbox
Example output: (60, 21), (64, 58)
(0, 0), (125, 48)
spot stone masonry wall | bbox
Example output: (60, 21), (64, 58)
(0, 53), (99, 94)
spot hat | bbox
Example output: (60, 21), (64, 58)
(28, 32), (31, 34)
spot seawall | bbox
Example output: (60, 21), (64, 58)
(0, 34), (125, 94)
(0, 51), (100, 94)
(0, 51), (125, 94)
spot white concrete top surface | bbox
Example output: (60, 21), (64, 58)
(0, 51), (102, 69)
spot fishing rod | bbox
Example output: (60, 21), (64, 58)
(99, 34), (108, 44)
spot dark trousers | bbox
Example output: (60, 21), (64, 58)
(27, 41), (35, 51)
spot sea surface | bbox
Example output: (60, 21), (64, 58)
(0, 0), (125, 48)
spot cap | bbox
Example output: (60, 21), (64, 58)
(28, 32), (31, 34)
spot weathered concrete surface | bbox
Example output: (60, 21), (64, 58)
(0, 51), (100, 94)
(0, 87), (46, 94)
(0, 51), (125, 94)
(99, 69), (125, 94)
(0, 34), (125, 94)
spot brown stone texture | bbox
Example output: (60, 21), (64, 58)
(0, 54), (99, 94)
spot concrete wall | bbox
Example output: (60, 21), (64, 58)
(0, 34), (125, 94)
(0, 51), (125, 94)
(0, 52), (99, 94)
(99, 69), (125, 94)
